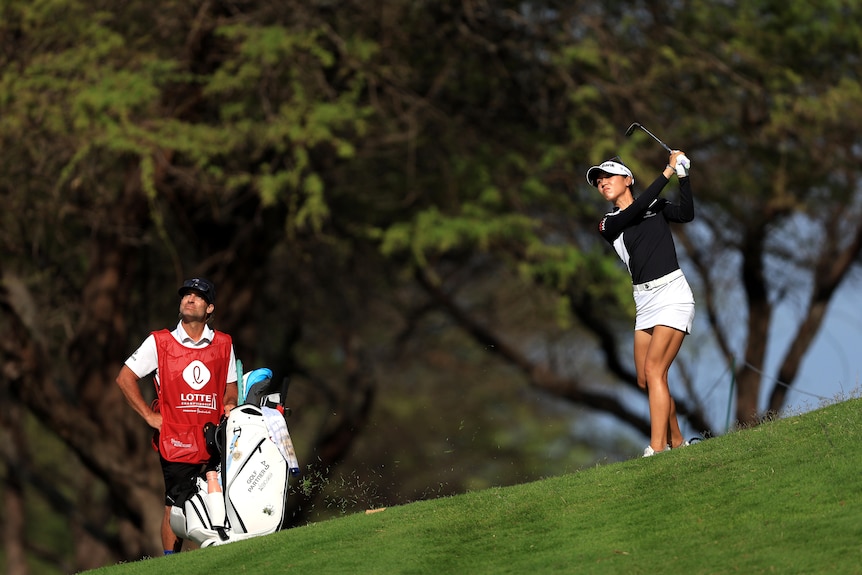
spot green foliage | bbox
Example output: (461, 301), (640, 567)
(199, 21), (373, 232)
(0, 2), (375, 241)
(87, 398), (862, 574)
(5, 1), (862, 569)
(380, 206), (538, 267)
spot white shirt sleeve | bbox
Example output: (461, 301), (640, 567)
(227, 345), (238, 384)
(124, 334), (158, 379)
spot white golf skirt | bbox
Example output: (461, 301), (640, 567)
(633, 271), (695, 333)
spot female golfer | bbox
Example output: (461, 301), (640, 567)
(586, 152), (694, 457)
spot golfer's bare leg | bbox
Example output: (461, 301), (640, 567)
(634, 329), (666, 450)
(668, 396), (685, 448)
(640, 325), (686, 452)
(633, 329), (651, 391)
(654, 327), (687, 448)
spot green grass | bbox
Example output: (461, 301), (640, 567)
(85, 398), (862, 574)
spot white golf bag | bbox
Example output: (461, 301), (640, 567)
(169, 368), (300, 547)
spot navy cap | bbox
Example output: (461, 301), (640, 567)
(178, 278), (216, 304)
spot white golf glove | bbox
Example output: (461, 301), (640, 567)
(676, 154), (690, 177)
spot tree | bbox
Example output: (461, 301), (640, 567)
(0, 0), (382, 565)
(1, 0), (861, 571)
(643, 0), (862, 423)
(386, 0), (862, 429)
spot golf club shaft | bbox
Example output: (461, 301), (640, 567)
(628, 123), (673, 153)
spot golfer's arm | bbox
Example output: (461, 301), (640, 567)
(662, 176), (694, 223)
(600, 174), (670, 240)
(676, 176), (694, 222)
(637, 174), (670, 211)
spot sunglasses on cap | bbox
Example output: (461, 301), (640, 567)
(178, 278), (216, 304)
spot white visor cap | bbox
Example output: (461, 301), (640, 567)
(586, 160), (634, 187)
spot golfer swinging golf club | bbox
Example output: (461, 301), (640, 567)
(587, 150), (694, 457)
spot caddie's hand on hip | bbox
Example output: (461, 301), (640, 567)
(145, 411), (163, 431)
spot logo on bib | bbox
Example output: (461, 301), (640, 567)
(183, 360), (212, 390)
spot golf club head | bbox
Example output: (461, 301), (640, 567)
(625, 122), (641, 137)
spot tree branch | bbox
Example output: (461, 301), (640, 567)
(415, 267), (651, 436)
(769, 209), (862, 410)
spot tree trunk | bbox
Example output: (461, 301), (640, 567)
(769, 215), (862, 412)
(736, 225), (772, 426)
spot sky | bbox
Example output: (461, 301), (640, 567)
(764, 278), (862, 410)
(592, 270), (862, 448)
(686, 275), (862, 436)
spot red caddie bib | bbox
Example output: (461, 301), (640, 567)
(153, 329), (232, 464)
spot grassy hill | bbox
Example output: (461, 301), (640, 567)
(85, 398), (862, 574)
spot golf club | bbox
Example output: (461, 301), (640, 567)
(625, 122), (673, 153)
